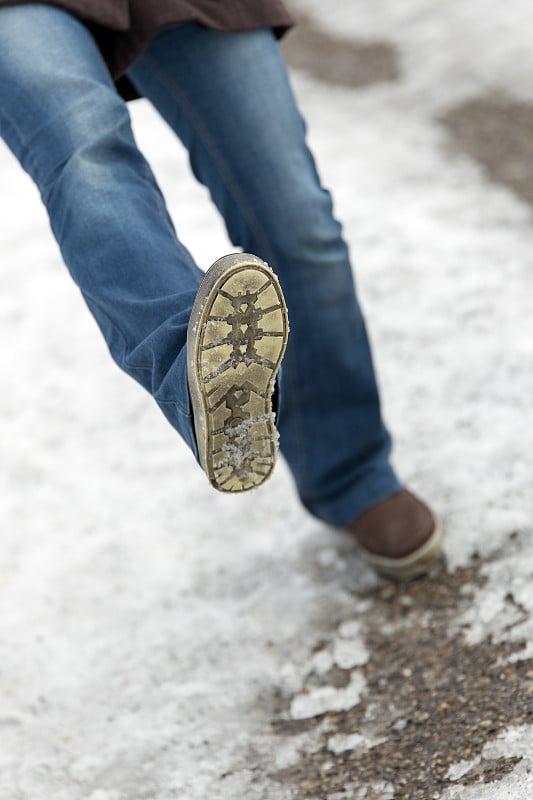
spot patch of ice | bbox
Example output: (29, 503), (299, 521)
(327, 732), (386, 755)
(440, 760), (533, 800)
(290, 672), (366, 720)
(273, 721), (330, 769)
(392, 718), (408, 732)
(452, 555), (533, 648)
(309, 647), (335, 675)
(332, 636), (370, 669)
(352, 782), (395, 800)
(338, 619), (365, 639)
(482, 725), (533, 761)
(224, 415), (272, 437)
(445, 757), (481, 782)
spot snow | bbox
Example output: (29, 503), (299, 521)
(289, 673), (367, 720)
(445, 758), (482, 783)
(442, 761), (533, 800)
(327, 732), (386, 756)
(1, 1), (533, 798)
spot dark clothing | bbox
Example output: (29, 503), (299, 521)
(0, 1), (292, 82)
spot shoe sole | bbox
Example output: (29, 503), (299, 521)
(362, 518), (445, 581)
(187, 254), (289, 493)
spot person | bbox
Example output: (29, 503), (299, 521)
(0, 1), (443, 580)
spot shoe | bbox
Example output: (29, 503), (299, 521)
(187, 253), (289, 493)
(347, 490), (444, 581)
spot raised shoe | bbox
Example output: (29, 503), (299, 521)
(187, 253), (288, 493)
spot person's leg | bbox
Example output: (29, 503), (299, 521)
(127, 24), (402, 527)
(0, 4), (204, 452)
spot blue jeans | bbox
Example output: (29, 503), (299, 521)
(0, 5), (402, 525)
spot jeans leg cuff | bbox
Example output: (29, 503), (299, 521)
(301, 466), (403, 529)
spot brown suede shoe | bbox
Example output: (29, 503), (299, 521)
(347, 490), (444, 581)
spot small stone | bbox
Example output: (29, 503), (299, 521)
(392, 719), (408, 732)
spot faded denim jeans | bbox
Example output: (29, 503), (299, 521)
(0, 5), (402, 525)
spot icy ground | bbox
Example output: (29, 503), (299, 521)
(1, 1), (533, 798)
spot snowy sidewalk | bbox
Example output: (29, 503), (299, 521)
(1, 2), (533, 798)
